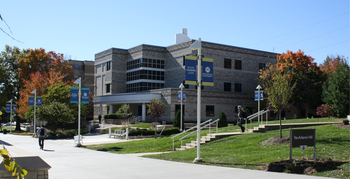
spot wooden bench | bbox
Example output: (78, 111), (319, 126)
(112, 130), (125, 138)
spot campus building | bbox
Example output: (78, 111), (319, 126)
(93, 29), (278, 123)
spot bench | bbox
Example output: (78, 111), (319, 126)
(112, 130), (125, 138)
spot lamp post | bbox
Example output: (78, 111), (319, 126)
(191, 38), (203, 163)
(31, 89), (37, 136)
(74, 77), (82, 147)
(179, 83), (184, 131)
(256, 85), (262, 125)
(8, 99), (12, 134)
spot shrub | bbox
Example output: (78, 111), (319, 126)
(316, 104), (332, 117)
(218, 111), (228, 128)
(173, 110), (184, 129)
(343, 119), (349, 125)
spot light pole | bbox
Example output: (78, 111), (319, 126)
(74, 77), (82, 147)
(179, 83), (184, 131)
(256, 85), (262, 125)
(8, 99), (12, 134)
(31, 89), (37, 136)
(191, 38), (203, 163)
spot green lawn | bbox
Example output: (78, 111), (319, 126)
(85, 118), (349, 178)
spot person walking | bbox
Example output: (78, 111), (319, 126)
(37, 125), (47, 150)
(237, 105), (245, 133)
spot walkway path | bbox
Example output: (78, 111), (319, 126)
(0, 133), (333, 179)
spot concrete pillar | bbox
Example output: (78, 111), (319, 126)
(109, 105), (113, 114)
(142, 103), (146, 122)
(99, 104), (102, 115)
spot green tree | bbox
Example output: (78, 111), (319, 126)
(147, 98), (166, 138)
(116, 104), (132, 122)
(262, 64), (296, 138)
(322, 62), (349, 118)
(0, 45), (29, 130)
(173, 110), (184, 129)
(218, 111), (228, 128)
(36, 101), (74, 132)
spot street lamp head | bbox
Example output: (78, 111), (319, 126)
(31, 89), (37, 94)
(74, 77), (81, 84)
(190, 39), (201, 50)
(179, 83), (185, 89)
(256, 85), (262, 90)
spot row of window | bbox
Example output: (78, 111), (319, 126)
(175, 105), (253, 117)
(127, 82), (164, 92)
(127, 70), (165, 81)
(224, 58), (266, 70)
(127, 58), (165, 70)
(224, 82), (242, 92)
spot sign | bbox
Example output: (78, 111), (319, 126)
(29, 96), (43, 106)
(178, 91), (186, 102)
(291, 129), (315, 147)
(202, 58), (214, 86)
(6, 104), (10, 113)
(255, 91), (263, 101)
(81, 88), (90, 104)
(185, 56), (197, 85)
(290, 128), (316, 160)
(70, 87), (79, 103)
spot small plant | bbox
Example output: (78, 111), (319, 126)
(218, 111), (228, 128)
(343, 119), (349, 125)
(173, 110), (184, 129)
(316, 104), (332, 117)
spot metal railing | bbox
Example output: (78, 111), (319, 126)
(171, 118), (220, 151)
(245, 110), (270, 130)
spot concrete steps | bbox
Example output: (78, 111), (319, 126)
(175, 122), (341, 151)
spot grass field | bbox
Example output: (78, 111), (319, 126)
(85, 118), (349, 178)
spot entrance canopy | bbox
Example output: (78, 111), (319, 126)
(93, 92), (161, 105)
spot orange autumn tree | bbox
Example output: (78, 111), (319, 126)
(17, 48), (73, 120)
(320, 55), (348, 76)
(259, 50), (324, 118)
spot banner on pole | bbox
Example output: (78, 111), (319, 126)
(202, 58), (214, 86)
(29, 96), (43, 106)
(178, 91), (186, 102)
(70, 87), (79, 103)
(82, 88), (89, 104)
(6, 104), (10, 113)
(255, 91), (264, 101)
(185, 56), (197, 85)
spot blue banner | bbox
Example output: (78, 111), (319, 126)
(202, 58), (214, 86)
(185, 56), (197, 85)
(12, 105), (17, 111)
(255, 91), (264, 101)
(29, 96), (43, 106)
(6, 104), (10, 113)
(71, 87), (79, 103)
(178, 91), (186, 102)
(82, 88), (89, 104)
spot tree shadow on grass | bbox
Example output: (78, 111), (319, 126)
(97, 147), (123, 152)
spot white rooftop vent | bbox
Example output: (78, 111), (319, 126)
(175, 28), (191, 44)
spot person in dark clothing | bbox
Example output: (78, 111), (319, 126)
(237, 105), (245, 133)
(37, 125), (47, 150)
(98, 114), (102, 124)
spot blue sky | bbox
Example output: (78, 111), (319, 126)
(1, 0), (349, 65)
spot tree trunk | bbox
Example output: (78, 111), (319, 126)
(279, 110), (282, 138)
(15, 115), (21, 131)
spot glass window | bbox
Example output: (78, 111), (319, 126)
(224, 58), (231, 69)
(73, 65), (80, 70)
(235, 60), (242, 70)
(106, 61), (111, 71)
(224, 83), (231, 91)
(235, 83), (242, 92)
(259, 63), (266, 70)
(106, 84), (111, 93)
(206, 106), (214, 117)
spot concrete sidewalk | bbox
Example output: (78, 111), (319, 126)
(0, 133), (333, 179)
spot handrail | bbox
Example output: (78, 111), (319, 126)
(245, 110), (269, 130)
(171, 119), (212, 139)
(172, 118), (219, 151)
(179, 118), (220, 141)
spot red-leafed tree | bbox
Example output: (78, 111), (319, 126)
(147, 98), (166, 138)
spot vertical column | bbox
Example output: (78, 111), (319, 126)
(142, 103), (146, 122)
(109, 105), (113, 114)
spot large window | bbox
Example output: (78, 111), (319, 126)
(127, 70), (164, 81)
(206, 106), (214, 117)
(224, 82), (231, 91)
(224, 58), (231, 69)
(235, 60), (242, 70)
(106, 61), (111, 71)
(127, 82), (164, 92)
(234, 83), (242, 92)
(127, 58), (164, 70)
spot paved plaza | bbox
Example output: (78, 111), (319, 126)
(0, 133), (333, 179)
